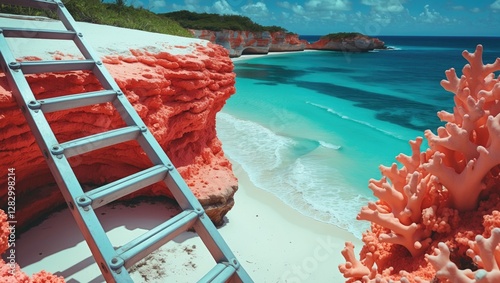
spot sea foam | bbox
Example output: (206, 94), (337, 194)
(217, 112), (371, 238)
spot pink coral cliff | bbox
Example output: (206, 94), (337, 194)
(0, 41), (238, 231)
(339, 45), (500, 282)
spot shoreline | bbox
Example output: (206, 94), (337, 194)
(221, 160), (363, 282)
(15, 158), (361, 282)
(231, 49), (319, 62)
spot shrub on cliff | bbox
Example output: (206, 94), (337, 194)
(321, 32), (365, 40)
(163, 10), (287, 32)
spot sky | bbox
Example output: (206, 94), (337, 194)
(120, 0), (500, 36)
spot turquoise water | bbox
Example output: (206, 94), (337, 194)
(216, 36), (500, 238)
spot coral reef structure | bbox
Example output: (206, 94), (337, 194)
(339, 45), (500, 282)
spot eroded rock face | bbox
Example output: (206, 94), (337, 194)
(0, 40), (238, 230)
(191, 29), (280, 57)
(306, 35), (386, 52)
(269, 31), (306, 52)
(191, 29), (385, 55)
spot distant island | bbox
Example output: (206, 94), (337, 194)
(307, 32), (387, 52)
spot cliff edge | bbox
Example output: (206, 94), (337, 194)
(0, 18), (238, 231)
(190, 29), (306, 57)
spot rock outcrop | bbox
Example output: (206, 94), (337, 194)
(0, 19), (239, 231)
(306, 33), (386, 52)
(269, 31), (307, 52)
(191, 29), (385, 56)
(190, 29), (272, 57)
(190, 29), (306, 57)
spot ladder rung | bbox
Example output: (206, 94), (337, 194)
(0, 0), (58, 10)
(84, 165), (169, 209)
(17, 60), (95, 74)
(199, 263), (237, 283)
(39, 90), (117, 113)
(1, 27), (76, 40)
(59, 126), (142, 158)
(116, 209), (199, 269)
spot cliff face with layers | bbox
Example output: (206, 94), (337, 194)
(191, 29), (386, 55)
(0, 20), (239, 231)
(269, 31), (307, 52)
(190, 29), (306, 57)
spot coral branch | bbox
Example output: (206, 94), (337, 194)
(341, 45), (500, 282)
(339, 242), (372, 279)
(396, 137), (423, 173)
(358, 203), (431, 256)
(426, 242), (475, 283)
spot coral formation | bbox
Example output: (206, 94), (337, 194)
(0, 41), (238, 230)
(339, 45), (500, 282)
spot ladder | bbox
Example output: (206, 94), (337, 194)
(0, 1), (253, 282)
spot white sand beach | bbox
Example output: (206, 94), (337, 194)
(17, 159), (362, 282)
(3, 15), (362, 282)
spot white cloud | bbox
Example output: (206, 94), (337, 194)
(370, 12), (392, 25)
(452, 5), (465, 10)
(275, 0), (351, 26)
(470, 7), (480, 13)
(418, 4), (449, 23)
(213, 0), (238, 14)
(292, 4), (306, 15)
(491, 0), (500, 9)
(172, 0), (238, 14)
(149, 0), (166, 9)
(277, 1), (291, 9)
(361, 0), (404, 13)
(278, 0), (350, 17)
(305, 0), (351, 11)
(241, 2), (269, 17)
(172, 0), (199, 11)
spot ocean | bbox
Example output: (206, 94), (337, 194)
(215, 36), (500, 238)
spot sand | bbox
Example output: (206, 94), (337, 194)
(16, 159), (362, 282)
(3, 14), (362, 282)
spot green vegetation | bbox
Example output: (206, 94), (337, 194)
(163, 10), (287, 32)
(321, 32), (365, 40)
(0, 0), (192, 37)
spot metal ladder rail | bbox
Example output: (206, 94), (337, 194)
(0, 1), (252, 282)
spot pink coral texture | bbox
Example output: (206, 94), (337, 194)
(0, 42), (238, 231)
(339, 45), (500, 282)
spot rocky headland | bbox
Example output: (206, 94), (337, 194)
(306, 32), (386, 52)
(189, 30), (386, 57)
(190, 29), (308, 57)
